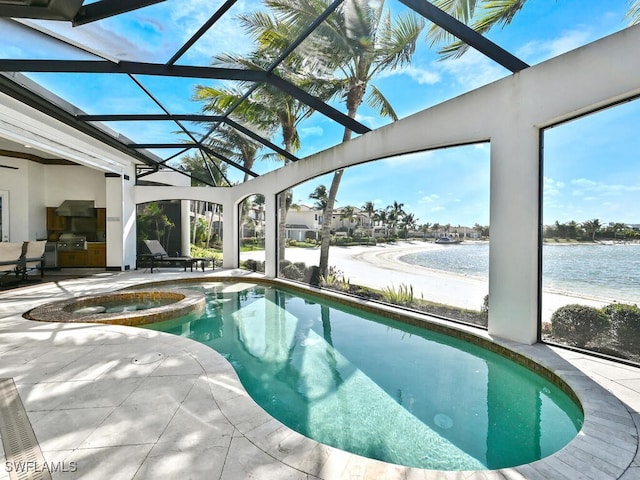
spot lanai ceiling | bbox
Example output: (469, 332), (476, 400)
(0, 0), (606, 185)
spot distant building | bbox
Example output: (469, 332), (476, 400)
(284, 204), (322, 241)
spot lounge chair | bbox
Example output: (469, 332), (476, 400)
(19, 240), (47, 280)
(0, 242), (25, 284)
(141, 240), (212, 273)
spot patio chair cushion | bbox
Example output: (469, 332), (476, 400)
(21, 240), (47, 277)
(0, 242), (24, 273)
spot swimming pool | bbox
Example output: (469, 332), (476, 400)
(146, 281), (583, 471)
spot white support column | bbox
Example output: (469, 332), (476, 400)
(264, 193), (278, 278)
(488, 126), (540, 344)
(105, 174), (124, 270)
(222, 198), (238, 269)
(121, 173), (137, 270)
(181, 200), (190, 256)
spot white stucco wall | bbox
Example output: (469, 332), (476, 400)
(44, 165), (107, 208)
(26, 161), (45, 240)
(0, 155), (30, 241)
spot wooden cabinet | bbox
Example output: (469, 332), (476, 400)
(96, 208), (106, 232)
(87, 243), (106, 267)
(58, 244), (106, 268)
(58, 250), (88, 267)
(46, 207), (67, 231)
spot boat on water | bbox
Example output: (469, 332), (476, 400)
(435, 236), (462, 244)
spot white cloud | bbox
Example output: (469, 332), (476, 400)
(355, 113), (379, 126)
(571, 177), (640, 198)
(544, 176), (565, 197)
(166, 0), (256, 61)
(379, 151), (435, 168)
(379, 65), (441, 85)
(437, 49), (509, 90)
(299, 126), (324, 137)
(570, 178), (597, 188)
(419, 194), (440, 204)
(517, 29), (593, 64)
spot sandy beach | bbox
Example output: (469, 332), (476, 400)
(241, 241), (611, 322)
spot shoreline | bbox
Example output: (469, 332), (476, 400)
(242, 241), (624, 322)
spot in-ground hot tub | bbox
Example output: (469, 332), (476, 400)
(25, 289), (205, 326)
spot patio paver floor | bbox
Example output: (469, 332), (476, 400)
(0, 269), (638, 479)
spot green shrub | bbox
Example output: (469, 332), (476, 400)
(550, 304), (610, 348)
(322, 266), (350, 291)
(604, 303), (640, 353)
(381, 283), (414, 306)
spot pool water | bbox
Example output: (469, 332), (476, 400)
(147, 282), (583, 470)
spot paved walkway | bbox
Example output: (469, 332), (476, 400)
(0, 269), (639, 479)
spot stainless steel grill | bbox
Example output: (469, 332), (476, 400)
(57, 233), (87, 251)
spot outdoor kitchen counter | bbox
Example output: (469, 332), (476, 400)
(58, 242), (106, 268)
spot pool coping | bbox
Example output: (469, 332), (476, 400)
(0, 270), (638, 479)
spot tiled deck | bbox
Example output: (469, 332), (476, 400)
(0, 269), (638, 479)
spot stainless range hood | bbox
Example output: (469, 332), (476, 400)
(55, 200), (95, 217)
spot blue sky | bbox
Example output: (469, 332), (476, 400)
(290, 0), (640, 227)
(1, 0), (639, 226)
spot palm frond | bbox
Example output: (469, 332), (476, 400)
(474, 0), (527, 31)
(427, 0), (526, 60)
(427, 0), (477, 48)
(627, 0), (640, 24)
(366, 84), (398, 120)
(373, 11), (425, 74)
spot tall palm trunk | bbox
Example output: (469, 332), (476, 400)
(318, 102), (359, 276)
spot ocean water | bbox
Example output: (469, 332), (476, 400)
(400, 243), (640, 303)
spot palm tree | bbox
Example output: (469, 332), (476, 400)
(362, 201), (376, 227)
(612, 222), (626, 240)
(178, 152), (228, 246)
(432, 222), (441, 239)
(177, 151), (229, 187)
(386, 201), (406, 237)
(582, 218), (602, 242)
(195, 11), (342, 263)
(309, 184), (329, 212)
(137, 202), (175, 250)
(195, 102), (272, 243)
(339, 205), (357, 235)
(270, 0), (424, 275)
(428, 0), (640, 59)
(401, 212), (418, 239)
(420, 222), (431, 239)
(375, 208), (389, 236)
